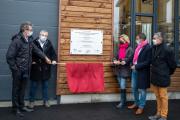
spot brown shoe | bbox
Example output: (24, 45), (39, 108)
(128, 104), (137, 109)
(135, 108), (143, 115)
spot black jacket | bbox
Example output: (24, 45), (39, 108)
(151, 43), (177, 87)
(30, 38), (57, 81)
(135, 44), (151, 89)
(114, 46), (133, 78)
(6, 32), (46, 72)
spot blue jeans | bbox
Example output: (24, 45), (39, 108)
(131, 70), (147, 109)
(117, 76), (126, 89)
(138, 89), (147, 109)
(29, 80), (49, 102)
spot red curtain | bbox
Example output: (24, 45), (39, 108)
(66, 63), (104, 93)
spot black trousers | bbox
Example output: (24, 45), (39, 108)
(11, 70), (28, 110)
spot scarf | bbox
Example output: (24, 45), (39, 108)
(133, 40), (148, 64)
(118, 43), (129, 60)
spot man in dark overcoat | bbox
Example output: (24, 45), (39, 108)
(148, 32), (177, 120)
(6, 22), (51, 117)
(28, 30), (57, 109)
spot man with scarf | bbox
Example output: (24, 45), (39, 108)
(28, 30), (57, 109)
(113, 34), (133, 109)
(128, 33), (151, 115)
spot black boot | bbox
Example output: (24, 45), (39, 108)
(116, 89), (127, 108)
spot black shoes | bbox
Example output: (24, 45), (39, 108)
(12, 106), (33, 117)
(116, 89), (127, 109)
(12, 109), (24, 117)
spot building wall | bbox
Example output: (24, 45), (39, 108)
(0, 0), (179, 102)
(57, 0), (118, 95)
(57, 0), (180, 96)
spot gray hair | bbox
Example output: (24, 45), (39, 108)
(40, 30), (48, 34)
(20, 21), (32, 32)
(154, 32), (164, 41)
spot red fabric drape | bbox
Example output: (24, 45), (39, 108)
(66, 63), (104, 93)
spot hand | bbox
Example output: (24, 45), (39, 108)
(45, 57), (51, 64)
(131, 65), (135, 70)
(32, 61), (36, 64)
(116, 61), (121, 65)
(113, 60), (120, 65)
(52, 61), (57, 65)
(113, 60), (118, 64)
(121, 61), (126, 65)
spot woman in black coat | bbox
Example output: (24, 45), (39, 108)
(28, 30), (57, 108)
(128, 33), (151, 115)
(113, 34), (133, 108)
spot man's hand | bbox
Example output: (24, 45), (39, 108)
(52, 61), (57, 65)
(45, 57), (51, 64)
(131, 65), (135, 70)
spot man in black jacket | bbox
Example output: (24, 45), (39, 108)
(148, 32), (177, 120)
(6, 22), (51, 117)
(28, 30), (57, 109)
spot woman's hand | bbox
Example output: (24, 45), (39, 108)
(120, 61), (126, 65)
(113, 60), (121, 65)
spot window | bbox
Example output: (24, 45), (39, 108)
(113, 0), (178, 64)
(157, 0), (174, 47)
(113, 0), (131, 56)
(136, 0), (153, 14)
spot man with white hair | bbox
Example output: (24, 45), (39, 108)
(28, 30), (57, 109)
(149, 32), (177, 120)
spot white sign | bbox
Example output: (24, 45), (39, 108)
(70, 29), (103, 55)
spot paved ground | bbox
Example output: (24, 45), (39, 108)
(0, 100), (179, 120)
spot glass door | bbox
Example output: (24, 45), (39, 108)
(113, 0), (131, 56)
(135, 16), (152, 43)
(113, 0), (158, 55)
(131, 0), (157, 48)
(135, 0), (153, 42)
(114, 0), (178, 64)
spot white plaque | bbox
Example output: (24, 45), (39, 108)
(70, 29), (103, 55)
